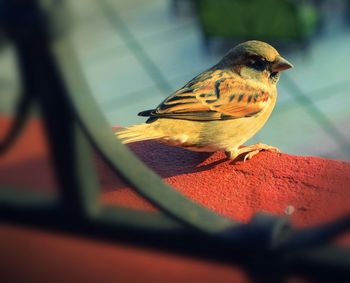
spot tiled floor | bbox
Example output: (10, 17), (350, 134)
(1, 0), (350, 161)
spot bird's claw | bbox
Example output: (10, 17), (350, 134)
(242, 143), (280, 162)
(226, 143), (280, 162)
(243, 150), (260, 161)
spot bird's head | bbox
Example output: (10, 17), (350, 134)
(219, 40), (293, 84)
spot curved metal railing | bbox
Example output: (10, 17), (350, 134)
(1, 1), (350, 281)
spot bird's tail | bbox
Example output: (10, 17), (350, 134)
(115, 124), (162, 144)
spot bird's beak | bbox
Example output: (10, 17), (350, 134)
(271, 56), (293, 72)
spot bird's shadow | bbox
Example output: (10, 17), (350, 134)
(126, 140), (239, 178)
(95, 140), (249, 191)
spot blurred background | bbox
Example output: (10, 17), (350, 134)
(1, 0), (350, 160)
(1, 2), (350, 282)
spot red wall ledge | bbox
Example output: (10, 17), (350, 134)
(1, 118), (350, 283)
(106, 126), (350, 228)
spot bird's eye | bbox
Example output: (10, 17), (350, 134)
(248, 57), (267, 71)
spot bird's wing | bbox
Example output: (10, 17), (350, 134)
(140, 69), (271, 121)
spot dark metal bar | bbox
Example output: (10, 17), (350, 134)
(6, 0), (100, 218)
(0, 187), (182, 232)
(278, 215), (350, 252)
(1, 195), (350, 280)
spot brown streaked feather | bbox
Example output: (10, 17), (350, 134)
(142, 69), (271, 121)
(205, 79), (270, 117)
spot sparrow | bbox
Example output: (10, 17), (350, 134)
(116, 40), (293, 161)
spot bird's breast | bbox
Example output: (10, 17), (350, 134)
(198, 93), (277, 150)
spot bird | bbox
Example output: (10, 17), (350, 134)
(116, 40), (293, 161)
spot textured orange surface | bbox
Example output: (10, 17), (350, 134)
(1, 117), (350, 282)
(105, 126), (350, 228)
